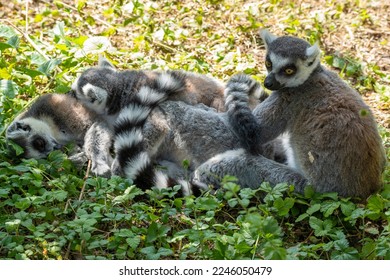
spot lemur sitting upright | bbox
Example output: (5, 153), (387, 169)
(194, 30), (386, 199)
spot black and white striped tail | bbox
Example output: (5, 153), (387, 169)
(224, 74), (264, 155)
(113, 72), (194, 195)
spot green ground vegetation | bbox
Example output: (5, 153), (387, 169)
(0, 0), (389, 259)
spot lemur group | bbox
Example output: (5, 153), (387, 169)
(7, 30), (386, 199)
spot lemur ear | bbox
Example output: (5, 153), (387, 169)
(6, 120), (31, 139)
(71, 77), (79, 91)
(98, 56), (116, 69)
(306, 43), (321, 60)
(259, 29), (277, 49)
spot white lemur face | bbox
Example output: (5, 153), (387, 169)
(260, 29), (321, 90)
(71, 79), (109, 115)
(71, 57), (115, 115)
(6, 117), (62, 158)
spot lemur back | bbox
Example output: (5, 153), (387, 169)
(71, 57), (264, 117)
(197, 30), (386, 199)
(6, 94), (114, 177)
(71, 57), (229, 116)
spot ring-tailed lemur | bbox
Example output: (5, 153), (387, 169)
(71, 61), (290, 195)
(195, 30), (386, 199)
(105, 74), (291, 196)
(71, 56), (253, 115)
(70, 59), (280, 194)
(6, 94), (114, 177)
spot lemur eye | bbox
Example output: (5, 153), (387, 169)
(284, 68), (295, 75)
(265, 60), (272, 68)
(32, 137), (46, 152)
(87, 90), (97, 103)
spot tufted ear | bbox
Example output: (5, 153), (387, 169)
(71, 77), (79, 91)
(305, 43), (321, 60)
(6, 120), (31, 139)
(259, 29), (277, 49)
(98, 56), (116, 69)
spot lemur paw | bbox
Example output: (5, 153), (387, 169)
(91, 163), (112, 178)
(111, 159), (123, 177)
(68, 152), (88, 168)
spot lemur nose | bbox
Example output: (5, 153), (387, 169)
(53, 141), (63, 150)
(264, 79), (274, 89)
(264, 74), (282, 90)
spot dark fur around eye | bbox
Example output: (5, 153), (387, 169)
(280, 64), (297, 76)
(16, 122), (31, 132)
(87, 89), (97, 103)
(307, 59), (316, 67)
(32, 136), (46, 152)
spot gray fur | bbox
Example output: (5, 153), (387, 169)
(6, 94), (113, 177)
(199, 30), (386, 199)
(71, 57), (264, 116)
(71, 57), (227, 115)
(193, 149), (307, 191)
(70, 59), (274, 193)
(119, 75), (283, 194)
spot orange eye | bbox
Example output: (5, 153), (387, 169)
(285, 68), (295, 75)
(265, 60), (272, 68)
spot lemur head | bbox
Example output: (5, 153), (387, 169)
(71, 56), (117, 114)
(260, 29), (321, 90)
(6, 117), (62, 158)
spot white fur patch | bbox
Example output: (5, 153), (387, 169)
(137, 86), (165, 105)
(116, 104), (151, 125)
(157, 72), (179, 90)
(208, 148), (246, 164)
(178, 179), (192, 196)
(153, 170), (169, 190)
(114, 128), (143, 151)
(278, 132), (298, 170)
(71, 77), (79, 90)
(123, 152), (151, 180)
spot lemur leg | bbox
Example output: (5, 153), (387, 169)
(192, 148), (308, 193)
(142, 108), (170, 157)
(83, 121), (114, 177)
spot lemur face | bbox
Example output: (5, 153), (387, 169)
(71, 68), (111, 115)
(6, 118), (62, 158)
(71, 57), (117, 115)
(260, 29), (321, 90)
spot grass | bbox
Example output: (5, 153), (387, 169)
(0, 0), (389, 259)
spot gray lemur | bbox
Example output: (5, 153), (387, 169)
(194, 30), (386, 199)
(71, 56), (258, 114)
(6, 94), (114, 177)
(70, 59), (279, 195)
(93, 74), (294, 196)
